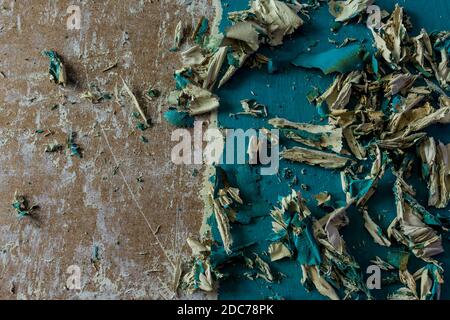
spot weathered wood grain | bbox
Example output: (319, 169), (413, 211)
(0, 0), (213, 299)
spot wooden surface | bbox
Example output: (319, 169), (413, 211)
(0, 0), (212, 299)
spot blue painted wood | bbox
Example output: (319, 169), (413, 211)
(212, 0), (450, 300)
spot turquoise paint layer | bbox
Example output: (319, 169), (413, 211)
(210, 0), (450, 300)
(163, 109), (195, 128)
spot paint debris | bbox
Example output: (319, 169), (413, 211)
(329, 0), (374, 22)
(81, 85), (112, 104)
(182, 0), (450, 301)
(170, 21), (184, 52)
(165, 0), (305, 125)
(12, 192), (38, 219)
(122, 79), (149, 125)
(42, 50), (67, 86)
(67, 132), (82, 158)
(292, 42), (367, 75)
(45, 141), (62, 153)
(270, 118), (343, 153)
(101, 62), (118, 73)
(145, 86), (160, 99)
(164, 109), (195, 128)
(281, 146), (351, 169)
(234, 99), (268, 118)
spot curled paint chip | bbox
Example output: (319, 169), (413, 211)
(292, 43), (367, 75)
(328, 0), (375, 22)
